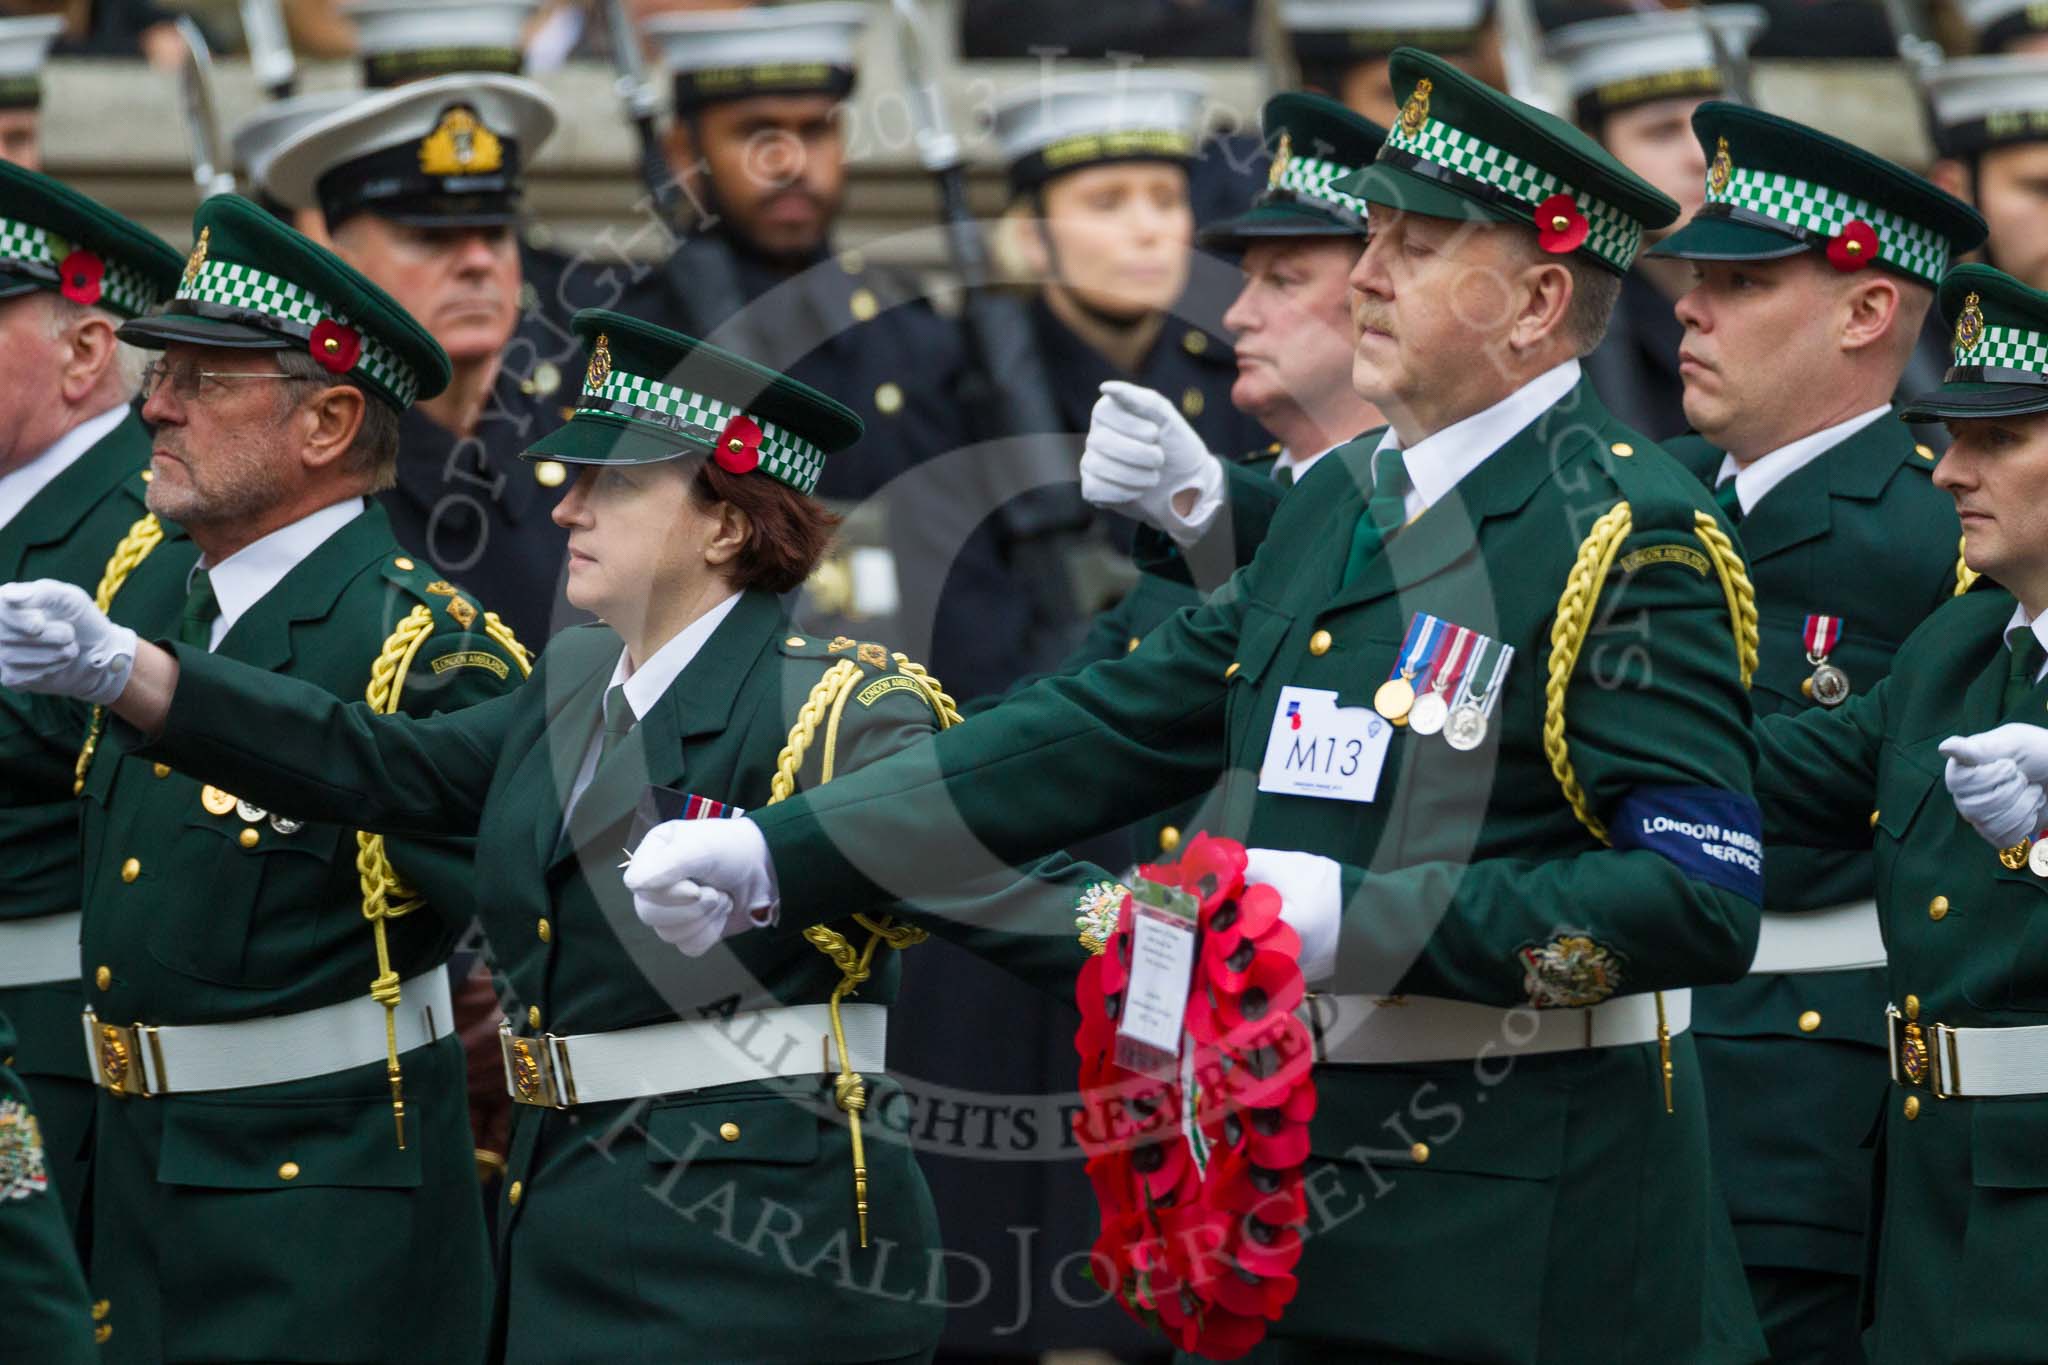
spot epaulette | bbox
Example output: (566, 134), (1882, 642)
(780, 633), (956, 721)
(379, 555), (490, 634)
(1597, 435), (1705, 537)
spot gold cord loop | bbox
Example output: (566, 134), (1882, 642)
(73, 513), (165, 794)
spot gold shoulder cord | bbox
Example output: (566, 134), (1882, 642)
(1955, 536), (1978, 597)
(771, 651), (959, 1248)
(1542, 505), (1758, 1115)
(357, 606), (531, 1147)
(72, 513), (166, 794)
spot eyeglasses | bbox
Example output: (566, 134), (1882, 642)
(139, 358), (298, 402)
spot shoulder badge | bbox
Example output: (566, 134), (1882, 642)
(445, 595), (477, 629)
(1955, 291), (1986, 355)
(1519, 935), (1622, 1009)
(418, 104), (503, 177)
(1709, 136), (1733, 196)
(425, 580), (459, 596)
(827, 635), (857, 654)
(0, 1099), (49, 1203)
(1267, 130), (1291, 188)
(181, 226), (209, 290)
(1400, 78), (1432, 137)
(857, 641), (889, 670)
(585, 333), (612, 393)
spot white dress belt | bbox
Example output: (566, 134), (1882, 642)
(500, 1002), (888, 1109)
(0, 911), (82, 988)
(1305, 989), (1689, 1066)
(1750, 899), (1885, 974)
(1887, 1002), (2048, 1098)
(82, 968), (454, 1098)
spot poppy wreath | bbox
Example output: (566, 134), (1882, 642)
(1071, 833), (1317, 1360)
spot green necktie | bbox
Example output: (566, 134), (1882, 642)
(1339, 445), (1412, 587)
(1713, 476), (1744, 526)
(2005, 632), (2046, 714)
(1274, 463), (1296, 490)
(597, 685), (635, 767)
(177, 569), (219, 649)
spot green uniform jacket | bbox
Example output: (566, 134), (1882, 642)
(0, 1012), (95, 1365)
(750, 380), (1770, 1363)
(78, 503), (520, 1365)
(1754, 584), (2048, 1365)
(1670, 418), (1958, 1279)
(135, 590), (1059, 1364)
(0, 410), (194, 1231)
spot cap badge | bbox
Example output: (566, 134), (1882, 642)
(418, 105), (504, 177)
(1267, 130), (1291, 189)
(1709, 136), (1733, 196)
(181, 226), (209, 290)
(1955, 291), (1986, 353)
(585, 333), (612, 392)
(1399, 78), (1432, 138)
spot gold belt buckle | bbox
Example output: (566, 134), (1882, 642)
(84, 1009), (159, 1098)
(499, 1022), (575, 1109)
(1886, 1005), (1953, 1099)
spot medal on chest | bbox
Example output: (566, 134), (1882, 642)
(1375, 613), (1444, 723)
(1800, 614), (1850, 707)
(1376, 612), (1516, 750)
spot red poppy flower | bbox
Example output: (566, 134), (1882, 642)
(1221, 1014), (1315, 1109)
(715, 413), (763, 473)
(1209, 1255), (1293, 1319)
(1535, 192), (1589, 255)
(1197, 1306), (1274, 1357)
(57, 250), (103, 306)
(309, 320), (361, 374)
(1215, 950), (1308, 1039)
(1827, 219), (1879, 272)
(1234, 1212), (1305, 1277)
(1179, 833), (1248, 910)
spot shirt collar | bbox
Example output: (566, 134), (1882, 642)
(2005, 601), (2048, 683)
(1274, 440), (1343, 485)
(0, 404), (131, 534)
(1378, 359), (1583, 516)
(1713, 406), (1892, 514)
(200, 497), (367, 648)
(608, 590), (744, 721)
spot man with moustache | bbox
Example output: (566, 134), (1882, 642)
(17, 196), (523, 1364)
(1645, 104), (1986, 1364)
(263, 74), (576, 647)
(1548, 5), (1769, 441)
(625, 50), (1775, 1363)
(0, 162), (183, 1359)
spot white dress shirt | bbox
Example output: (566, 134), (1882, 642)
(0, 404), (131, 533)
(564, 591), (742, 815)
(1713, 406), (1892, 515)
(2006, 603), (2048, 685)
(1374, 359), (1584, 520)
(197, 497), (366, 651)
(1272, 441), (1340, 487)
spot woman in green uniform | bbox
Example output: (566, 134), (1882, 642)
(0, 310), (987, 1364)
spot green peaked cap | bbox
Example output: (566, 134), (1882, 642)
(117, 194), (451, 411)
(1649, 102), (1986, 286)
(0, 161), (184, 319)
(524, 309), (863, 497)
(1901, 264), (2048, 421)
(1334, 47), (1678, 275)
(1199, 93), (1387, 250)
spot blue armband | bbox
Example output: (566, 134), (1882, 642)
(1609, 785), (1763, 903)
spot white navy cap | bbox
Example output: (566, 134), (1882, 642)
(1546, 6), (1766, 125)
(1958, 0), (2048, 51)
(644, 2), (867, 112)
(344, 0), (542, 86)
(0, 15), (64, 110)
(992, 70), (1210, 194)
(1280, 0), (1490, 65)
(232, 91), (360, 193)
(262, 73), (558, 228)
(1926, 54), (2048, 154)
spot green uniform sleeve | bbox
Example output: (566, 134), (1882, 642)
(1335, 528), (1765, 1005)
(1751, 680), (1888, 851)
(1129, 457), (1284, 590)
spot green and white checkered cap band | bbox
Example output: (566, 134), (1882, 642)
(177, 258), (418, 406)
(0, 214), (163, 315)
(1958, 322), (2048, 373)
(1384, 115), (1643, 271)
(581, 366), (828, 494)
(1270, 154), (1371, 220)
(1708, 165), (1951, 284)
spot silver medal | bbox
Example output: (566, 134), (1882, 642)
(1805, 659), (1851, 708)
(1444, 703), (1488, 751)
(1407, 691), (1449, 736)
(269, 815), (303, 836)
(2030, 840), (2048, 878)
(235, 799), (268, 823)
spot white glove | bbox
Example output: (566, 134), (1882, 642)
(1243, 846), (1342, 983)
(0, 579), (137, 705)
(1940, 725), (2048, 849)
(624, 816), (780, 957)
(1079, 380), (1226, 546)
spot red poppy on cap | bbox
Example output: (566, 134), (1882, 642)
(715, 413), (763, 473)
(1827, 219), (1879, 272)
(57, 250), (103, 306)
(1536, 193), (1589, 255)
(309, 320), (360, 375)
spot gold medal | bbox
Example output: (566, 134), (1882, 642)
(2001, 839), (2031, 871)
(200, 786), (236, 816)
(1374, 674), (1416, 723)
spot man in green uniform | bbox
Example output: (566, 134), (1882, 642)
(1743, 262), (2048, 1365)
(628, 50), (1773, 1364)
(0, 1023), (95, 1363)
(0, 162), (185, 1233)
(1642, 103), (1986, 1365)
(27, 195), (525, 1364)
